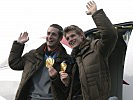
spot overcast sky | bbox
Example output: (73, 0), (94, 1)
(0, 0), (133, 64)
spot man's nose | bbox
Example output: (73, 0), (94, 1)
(48, 34), (52, 38)
(68, 37), (73, 42)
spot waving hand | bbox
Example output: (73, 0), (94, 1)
(86, 1), (97, 15)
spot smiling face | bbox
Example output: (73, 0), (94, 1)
(46, 27), (62, 51)
(65, 31), (84, 48)
(64, 25), (85, 49)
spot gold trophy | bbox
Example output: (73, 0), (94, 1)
(46, 57), (55, 68)
(60, 61), (67, 72)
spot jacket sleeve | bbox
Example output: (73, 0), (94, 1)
(92, 9), (118, 57)
(8, 41), (26, 70)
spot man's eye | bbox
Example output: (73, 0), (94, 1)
(47, 32), (50, 35)
(71, 34), (75, 38)
(66, 37), (69, 41)
(52, 32), (56, 36)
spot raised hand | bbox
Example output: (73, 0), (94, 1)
(86, 1), (97, 15)
(17, 32), (29, 44)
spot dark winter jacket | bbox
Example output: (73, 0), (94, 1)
(8, 42), (72, 100)
(68, 9), (118, 100)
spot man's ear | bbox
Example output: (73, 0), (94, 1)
(81, 34), (85, 40)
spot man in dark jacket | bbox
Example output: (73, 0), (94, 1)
(63, 1), (118, 100)
(8, 24), (72, 100)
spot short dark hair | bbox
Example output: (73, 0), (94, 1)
(50, 24), (63, 38)
(63, 25), (84, 37)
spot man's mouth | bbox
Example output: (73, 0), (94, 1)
(48, 40), (53, 43)
(47, 40), (54, 45)
(69, 40), (76, 46)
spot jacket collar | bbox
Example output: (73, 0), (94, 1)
(34, 42), (68, 61)
(79, 39), (91, 50)
(71, 39), (91, 57)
